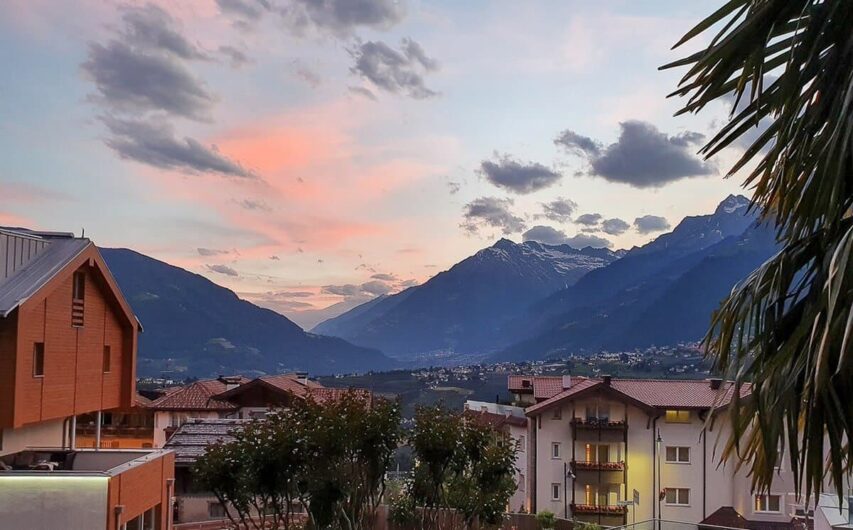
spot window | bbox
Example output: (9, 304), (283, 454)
(584, 443), (611, 463)
(72, 272), (86, 300)
(585, 403), (610, 421)
(103, 345), (111, 373)
(755, 494), (782, 513)
(33, 342), (44, 377)
(665, 446), (690, 463)
(517, 435), (526, 452)
(519, 474), (526, 492)
(551, 483), (561, 501)
(665, 410), (691, 423)
(208, 502), (227, 518)
(552, 407), (562, 420)
(665, 488), (690, 506)
(551, 442), (561, 459)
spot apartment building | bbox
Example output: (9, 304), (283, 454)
(512, 374), (824, 529)
(0, 226), (174, 530)
(464, 400), (529, 513)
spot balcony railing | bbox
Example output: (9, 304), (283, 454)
(571, 460), (626, 472)
(571, 418), (627, 430)
(571, 503), (628, 515)
(77, 425), (154, 438)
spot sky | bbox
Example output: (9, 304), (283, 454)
(0, 0), (750, 329)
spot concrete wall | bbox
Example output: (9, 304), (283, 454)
(0, 417), (65, 456)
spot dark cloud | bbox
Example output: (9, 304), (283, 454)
(348, 86), (377, 101)
(238, 198), (271, 211)
(522, 225), (612, 248)
(557, 120), (715, 188)
(479, 154), (562, 194)
(539, 197), (577, 222)
(554, 130), (600, 157)
(102, 116), (255, 178)
(322, 284), (362, 297)
(601, 218), (630, 235)
(197, 248), (229, 256)
(447, 181), (461, 194)
(634, 214), (671, 234)
(219, 45), (251, 68)
(121, 4), (209, 60)
(399, 279), (419, 287)
(280, 0), (405, 36)
(461, 197), (525, 235)
(82, 5), (213, 121)
(207, 264), (239, 276)
(349, 39), (438, 99)
(522, 225), (569, 246)
(361, 280), (393, 295)
(370, 273), (397, 281)
(216, 0), (271, 22)
(574, 213), (602, 226)
(565, 233), (612, 249)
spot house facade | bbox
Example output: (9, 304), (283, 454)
(0, 226), (174, 530)
(512, 374), (829, 529)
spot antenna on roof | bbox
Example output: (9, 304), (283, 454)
(81, 227), (85, 238)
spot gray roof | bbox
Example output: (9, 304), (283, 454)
(0, 227), (91, 317)
(164, 418), (251, 465)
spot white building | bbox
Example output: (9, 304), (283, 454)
(511, 375), (834, 529)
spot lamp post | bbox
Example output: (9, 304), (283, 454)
(656, 430), (662, 530)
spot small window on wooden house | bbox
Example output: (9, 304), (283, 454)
(33, 342), (45, 377)
(71, 271), (85, 327)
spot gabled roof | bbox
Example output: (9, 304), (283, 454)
(147, 378), (249, 411)
(464, 409), (527, 429)
(163, 418), (250, 465)
(521, 376), (752, 416)
(701, 506), (811, 530)
(0, 227), (139, 330)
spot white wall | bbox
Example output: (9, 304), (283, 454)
(153, 411), (221, 447)
(0, 417), (65, 456)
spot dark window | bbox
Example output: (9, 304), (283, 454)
(33, 342), (44, 377)
(72, 272), (85, 300)
(208, 502), (227, 518)
(103, 345), (111, 373)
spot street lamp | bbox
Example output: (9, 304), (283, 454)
(656, 430), (663, 530)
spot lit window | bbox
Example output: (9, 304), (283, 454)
(551, 483), (560, 501)
(665, 488), (690, 506)
(551, 442), (561, 459)
(755, 494), (781, 513)
(665, 446), (690, 463)
(103, 345), (111, 373)
(665, 410), (691, 423)
(33, 342), (45, 377)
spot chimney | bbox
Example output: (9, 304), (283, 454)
(295, 371), (309, 384)
(709, 378), (723, 390)
(562, 375), (572, 390)
(603, 375), (612, 386)
(218, 375), (241, 391)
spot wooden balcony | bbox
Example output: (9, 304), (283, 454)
(571, 460), (626, 472)
(571, 503), (628, 515)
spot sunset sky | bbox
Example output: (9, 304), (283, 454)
(0, 0), (749, 328)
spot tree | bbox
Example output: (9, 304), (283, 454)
(663, 0), (853, 501)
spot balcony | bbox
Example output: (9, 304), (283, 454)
(571, 503), (628, 515)
(571, 417), (627, 430)
(571, 459), (626, 472)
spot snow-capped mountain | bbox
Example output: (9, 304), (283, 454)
(313, 240), (621, 359)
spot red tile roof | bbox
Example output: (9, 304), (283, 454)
(148, 378), (249, 411)
(464, 409), (527, 429)
(520, 376), (752, 416)
(508, 375), (576, 399)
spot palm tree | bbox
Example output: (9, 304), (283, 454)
(662, 1), (852, 502)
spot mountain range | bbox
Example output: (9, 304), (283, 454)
(100, 248), (394, 377)
(317, 194), (778, 363)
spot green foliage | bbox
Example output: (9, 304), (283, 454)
(194, 391), (402, 530)
(401, 405), (518, 530)
(535, 511), (556, 529)
(663, 0), (853, 501)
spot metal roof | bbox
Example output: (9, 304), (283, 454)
(0, 227), (91, 317)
